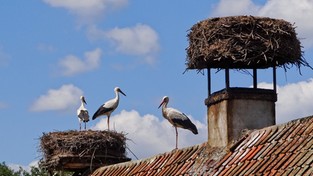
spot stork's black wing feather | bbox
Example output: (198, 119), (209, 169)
(172, 113), (198, 134)
(92, 104), (114, 120)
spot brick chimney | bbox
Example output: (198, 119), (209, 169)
(206, 87), (277, 147)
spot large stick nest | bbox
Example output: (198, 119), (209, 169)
(39, 130), (130, 171)
(186, 16), (311, 70)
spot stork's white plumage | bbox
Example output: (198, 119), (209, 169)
(77, 96), (90, 130)
(158, 96), (198, 149)
(92, 87), (126, 130)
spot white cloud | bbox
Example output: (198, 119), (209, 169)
(30, 84), (83, 112)
(258, 78), (313, 124)
(88, 24), (160, 65)
(43, 0), (128, 24)
(93, 110), (207, 159)
(258, 0), (313, 48)
(211, 0), (313, 49)
(212, 0), (260, 16)
(58, 48), (102, 76)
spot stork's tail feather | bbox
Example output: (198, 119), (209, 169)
(92, 107), (102, 120)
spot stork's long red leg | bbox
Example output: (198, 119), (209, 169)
(108, 116), (110, 131)
(175, 127), (178, 149)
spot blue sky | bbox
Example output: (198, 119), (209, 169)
(0, 0), (313, 169)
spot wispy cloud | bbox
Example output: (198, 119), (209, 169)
(57, 48), (102, 76)
(43, 0), (128, 24)
(30, 84), (83, 112)
(37, 43), (56, 52)
(93, 109), (207, 159)
(88, 24), (160, 65)
(0, 101), (8, 109)
(258, 78), (313, 124)
(211, 0), (313, 49)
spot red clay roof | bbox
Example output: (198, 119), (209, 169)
(206, 115), (313, 176)
(91, 143), (226, 176)
(91, 115), (313, 175)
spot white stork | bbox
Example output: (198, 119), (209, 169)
(77, 96), (90, 130)
(92, 87), (126, 130)
(158, 96), (198, 149)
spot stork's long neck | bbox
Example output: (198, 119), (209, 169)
(161, 101), (168, 119)
(115, 90), (120, 104)
(80, 100), (85, 109)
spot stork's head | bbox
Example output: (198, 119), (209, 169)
(115, 87), (126, 96)
(158, 96), (169, 109)
(80, 96), (87, 105)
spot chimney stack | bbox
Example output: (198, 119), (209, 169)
(206, 88), (276, 147)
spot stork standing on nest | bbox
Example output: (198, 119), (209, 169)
(77, 96), (90, 130)
(92, 87), (126, 130)
(158, 96), (198, 149)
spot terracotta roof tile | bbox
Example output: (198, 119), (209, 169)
(228, 163), (243, 176)
(258, 155), (276, 173)
(303, 166), (313, 176)
(258, 141), (278, 158)
(252, 143), (269, 159)
(297, 151), (313, 167)
(213, 151), (233, 169)
(247, 145), (263, 160)
(238, 159), (257, 175)
(254, 128), (272, 146)
(91, 115), (313, 176)
(297, 165), (311, 175)
(271, 153), (289, 170)
(268, 170), (278, 176)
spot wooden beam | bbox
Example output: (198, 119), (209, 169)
(208, 68), (211, 96)
(273, 65), (277, 93)
(225, 68), (230, 89)
(253, 68), (257, 89)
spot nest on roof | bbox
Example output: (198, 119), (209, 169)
(186, 16), (311, 70)
(39, 130), (130, 172)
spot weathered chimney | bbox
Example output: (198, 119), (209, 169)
(206, 88), (277, 147)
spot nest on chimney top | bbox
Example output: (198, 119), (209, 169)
(186, 16), (311, 71)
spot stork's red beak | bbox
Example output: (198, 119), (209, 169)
(158, 100), (164, 109)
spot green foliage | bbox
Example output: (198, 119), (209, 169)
(0, 162), (73, 176)
(0, 162), (20, 176)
